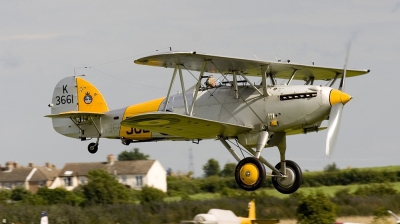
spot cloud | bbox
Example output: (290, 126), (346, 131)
(0, 33), (62, 41)
(0, 52), (23, 68)
(392, 2), (400, 12)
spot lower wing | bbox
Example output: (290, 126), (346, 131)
(120, 112), (253, 139)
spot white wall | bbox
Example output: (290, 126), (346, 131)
(146, 160), (167, 192)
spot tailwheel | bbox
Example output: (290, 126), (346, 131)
(88, 142), (98, 154)
(272, 160), (302, 194)
(235, 157), (266, 191)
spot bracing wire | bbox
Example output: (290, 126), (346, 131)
(89, 47), (171, 67)
(74, 47), (172, 90)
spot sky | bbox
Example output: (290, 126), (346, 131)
(1, 1), (400, 177)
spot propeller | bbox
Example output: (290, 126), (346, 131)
(325, 42), (351, 157)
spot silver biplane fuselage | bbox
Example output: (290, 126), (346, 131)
(96, 84), (331, 139)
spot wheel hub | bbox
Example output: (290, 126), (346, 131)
(239, 163), (259, 185)
(277, 167), (295, 187)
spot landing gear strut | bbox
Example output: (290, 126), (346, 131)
(87, 117), (101, 154)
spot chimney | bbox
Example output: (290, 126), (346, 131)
(6, 161), (13, 171)
(52, 164), (56, 169)
(29, 162), (34, 168)
(107, 154), (115, 165)
(46, 162), (51, 168)
(13, 162), (19, 168)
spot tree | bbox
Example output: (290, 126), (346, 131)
(81, 169), (132, 205)
(323, 162), (340, 172)
(296, 191), (337, 224)
(203, 158), (220, 177)
(138, 186), (166, 204)
(118, 148), (150, 161)
(11, 186), (31, 201)
(36, 187), (84, 205)
(220, 162), (236, 177)
(0, 189), (11, 204)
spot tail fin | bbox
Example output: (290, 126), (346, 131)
(48, 76), (108, 138)
(50, 76), (108, 115)
(248, 199), (256, 219)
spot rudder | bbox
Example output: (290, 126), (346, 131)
(50, 76), (108, 115)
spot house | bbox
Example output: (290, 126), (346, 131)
(0, 162), (60, 193)
(58, 155), (167, 192)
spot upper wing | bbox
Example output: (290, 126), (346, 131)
(120, 112), (253, 139)
(134, 52), (370, 81)
(44, 111), (104, 118)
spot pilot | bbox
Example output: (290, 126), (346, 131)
(206, 75), (216, 88)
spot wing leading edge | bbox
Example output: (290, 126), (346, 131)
(134, 52), (370, 81)
(120, 112), (253, 139)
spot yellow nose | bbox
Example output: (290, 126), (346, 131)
(329, 89), (352, 106)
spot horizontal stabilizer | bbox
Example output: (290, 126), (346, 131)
(45, 111), (105, 118)
(120, 112), (252, 139)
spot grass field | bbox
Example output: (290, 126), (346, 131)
(166, 164), (400, 201)
(261, 181), (400, 198)
(280, 216), (396, 224)
(167, 180), (400, 201)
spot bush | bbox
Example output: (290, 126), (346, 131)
(296, 191), (337, 224)
(354, 183), (397, 197)
(11, 187), (31, 201)
(138, 186), (166, 205)
(371, 207), (390, 224)
(37, 187), (84, 205)
(167, 176), (201, 196)
(81, 169), (132, 205)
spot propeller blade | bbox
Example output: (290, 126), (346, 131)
(326, 103), (344, 157)
(339, 41), (351, 91)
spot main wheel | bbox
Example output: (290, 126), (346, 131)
(271, 160), (302, 194)
(235, 157), (266, 191)
(88, 142), (98, 154)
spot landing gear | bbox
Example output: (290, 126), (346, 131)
(88, 142), (98, 154)
(271, 160), (302, 194)
(220, 133), (303, 194)
(235, 157), (266, 191)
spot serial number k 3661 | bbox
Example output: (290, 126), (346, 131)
(55, 95), (74, 105)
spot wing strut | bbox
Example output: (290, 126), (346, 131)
(163, 64), (191, 115)
(189, 61), (207, 116)
(240, 73), (263, 96)
(233, 71), (239, 99)
(328, 73), (340, 87)
(178, 64), (189, 115)
(286, 69), (298, 85)
(261, 65), (270, 96)
(305, 76), (315, 85)
(163, 66), (178, 112)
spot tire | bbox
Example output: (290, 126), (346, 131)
(88, 142), (98, 154)
(235, 157), (266, 191)
(272, 160), (302, 194)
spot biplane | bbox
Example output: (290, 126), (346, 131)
(46, 51), (369, 194)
